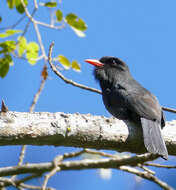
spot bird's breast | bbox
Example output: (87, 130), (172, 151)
(101, 85), (129, 120)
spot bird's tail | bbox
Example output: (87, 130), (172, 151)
(141, 118), (168, 160)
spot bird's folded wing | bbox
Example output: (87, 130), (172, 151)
(125, 91), (162, 122)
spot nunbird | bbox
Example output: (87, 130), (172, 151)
(85, 56), (168, 160)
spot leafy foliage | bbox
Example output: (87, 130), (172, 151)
(0, 54), (12, 78)
(0, 40), (16, 54)
(65, 13), (87, 37)
(57, 55), (81, 71)
(18, 36), (27, 57)
(0, 1), (86, 78)
(26, 42), (39, 64)
(56, 10), (63, 22)
(0, 29), (22, 38)
(43, 2), (57, 8)
(72, 60), (81, 72)
(58, 55), (71, 69)
(0, 37), (39, 77)
(0, 40), (15, 77)
(7, 0), (28, 14)
(66, 13), (87, 31)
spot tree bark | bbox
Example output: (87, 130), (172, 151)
(0, 111), (176, 155)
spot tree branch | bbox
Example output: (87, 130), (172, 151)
(0, 112), (176, 156)
(48, 42), (102, 94)
(119, 166), (174, 190)
(0, 153), (158, 177)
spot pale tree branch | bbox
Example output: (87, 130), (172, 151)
(0, 174), (41, 188)
(42, 156), (62, 190)
(21, 0), (47, 61)
(137, 163), (155, 175)
(20, 183), (54, 190)
(0, 150), (173, 189)
(144, 163), (176, 169)
(0, 153), (158, 177)
(0, 112), (176, 156)
(118, 166), (174, 190)
(20, 0), (65, 31)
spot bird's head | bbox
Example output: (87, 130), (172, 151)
(85, 56), (129, 83)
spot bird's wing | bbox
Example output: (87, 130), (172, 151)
(125, 86), (162, 122)
(122, 81), (168, 158)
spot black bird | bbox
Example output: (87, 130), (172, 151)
(85, 56), (168, 160)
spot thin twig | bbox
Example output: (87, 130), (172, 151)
(42, 150), (87, 190)
(2, 174), (41, 188)
(48, 42), (102, 94)
(0, 177), (16, 187)
(11, 65), (47, 182)
(137, 164), (155, 175)
(162, 106), (176, 114)
(20, 0), (64, 31)
(20, 183), (54, 190)
(21, 8), (37, 38)
(16, 173), (42, 185)
(17, 146), (27, 166)
(42, 167), (60, 190)
(33, 22), (47, 60)
(144, 163), (176, 169)
(119, 166), (174, 190)
(42, 156), (62, 190)
(18, 65), (48, 173)
(21, 0), (47, 60)
(0, 15), (26, 30)
(17, 65), (48, 166)
(33, 0), (38, 9)
(29, 74), (47, 112)
(84, 149), (118, 158)
(62, 149), (85, 159)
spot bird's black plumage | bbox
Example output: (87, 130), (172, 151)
(86, 56), (168, 159)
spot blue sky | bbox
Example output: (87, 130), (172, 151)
(1, 0), (176, 189)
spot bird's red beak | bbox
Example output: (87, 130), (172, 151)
(85, 59), (104, 67)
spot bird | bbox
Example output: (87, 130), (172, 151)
(85, 56), (168, 160)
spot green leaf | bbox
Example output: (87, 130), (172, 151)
(0, 29), (22, 38)
(65, 13), (87, 31)
(44, 2), (57, 8)
(58, 55), (71, 69)
(26, 42), (39, 64)
(7, 0), (16, 9)
(0, 16), (2, 23)
(18, 36), (27, 57)
(0, 54), (12, 78)
(0, 40), (16, 54)
(15, 0), (28, 14)
(56, 10), (63, 22)
(72, 60), (81, 72)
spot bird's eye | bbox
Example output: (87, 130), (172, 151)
(112, 59), (116, 66)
